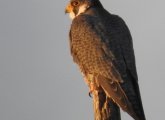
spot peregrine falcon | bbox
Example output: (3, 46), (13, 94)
(65, 0), (146, 120)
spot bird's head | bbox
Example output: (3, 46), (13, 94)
(65, 0), (103, 19)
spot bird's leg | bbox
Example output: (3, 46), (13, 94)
(88, 82), (96, 97)
(83, 77), (92, 97)
(84, 74), (98, 97)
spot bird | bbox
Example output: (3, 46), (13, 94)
(65, 0), (146, 120)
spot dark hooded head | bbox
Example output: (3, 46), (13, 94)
(65, 0), (103, 19)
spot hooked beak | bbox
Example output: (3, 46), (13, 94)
(65, 3), (73, 14)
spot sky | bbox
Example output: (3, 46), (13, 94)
(0, 0), (165, 120)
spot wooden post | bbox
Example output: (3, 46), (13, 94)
(93, 88), (121, 120)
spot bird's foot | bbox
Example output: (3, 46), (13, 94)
(88, 83), (94, 97)
(83, 74), (98, 98)
(88, 82), (98, 98)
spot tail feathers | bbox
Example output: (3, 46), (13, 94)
(97, 75), (141, 120)
(121, 81), (146, 120)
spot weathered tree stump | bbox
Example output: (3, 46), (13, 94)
(93, 88), (121, 120)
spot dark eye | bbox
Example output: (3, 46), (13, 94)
(71, 1), (79, 6)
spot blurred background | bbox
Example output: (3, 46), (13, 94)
(0, 0), (165, 120)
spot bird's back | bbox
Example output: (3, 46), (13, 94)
(95, 9), (146, 120)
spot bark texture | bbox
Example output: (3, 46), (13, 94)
(93, 89), (121, 120)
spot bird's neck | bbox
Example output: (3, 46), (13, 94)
(83, 6), (103, 17)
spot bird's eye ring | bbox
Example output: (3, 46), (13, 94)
(71, 1), (79, 6)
